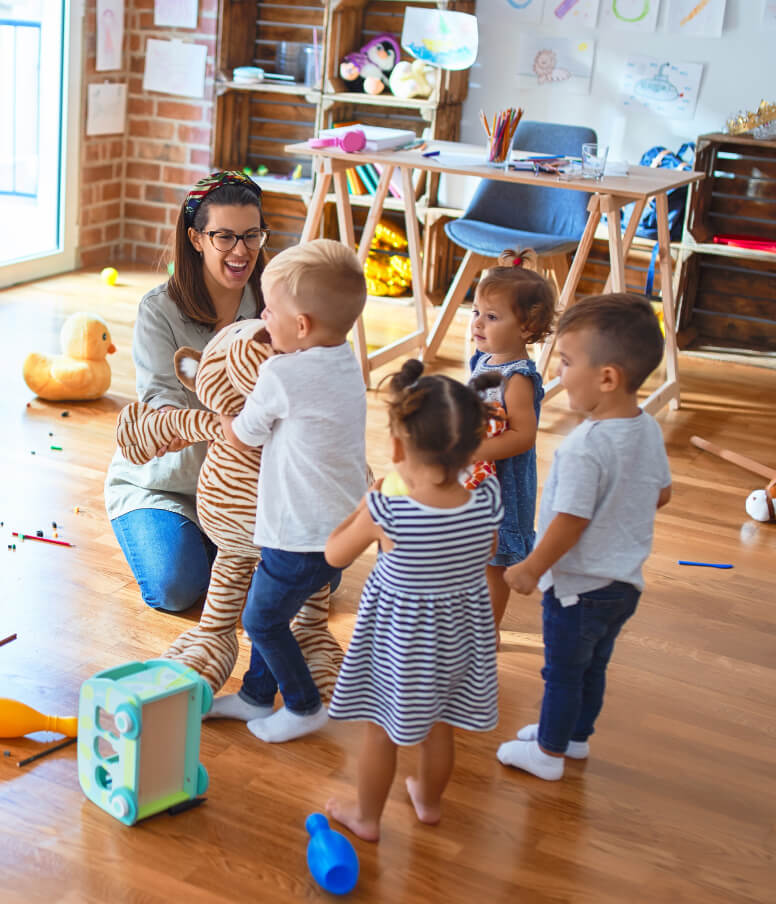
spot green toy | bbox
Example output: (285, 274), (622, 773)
(78, 659), (212, 826)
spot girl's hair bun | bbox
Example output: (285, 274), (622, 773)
(394, 358), (424, 389)
(496, 248), (538, 270)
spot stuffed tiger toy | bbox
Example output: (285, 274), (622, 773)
(115, 319), (344, 699)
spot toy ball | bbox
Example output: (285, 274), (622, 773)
(305, 813), (359, 895)
(101, 267), (118, 286)
(382, 470), (409, 496)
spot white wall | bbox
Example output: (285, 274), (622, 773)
(440, 0), (775, 207)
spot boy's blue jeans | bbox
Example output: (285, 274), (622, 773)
(239, 547), (341, 716)
(538, 582), (640, 755)
(111, 509), (217, 612)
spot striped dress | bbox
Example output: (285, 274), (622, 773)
(329, 478), (504, 745)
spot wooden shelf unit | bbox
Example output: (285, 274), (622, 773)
(677, 132), (776, 353)
(212, 0), (475, 254)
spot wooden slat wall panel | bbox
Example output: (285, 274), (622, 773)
(262, 193), (309, 252)
(688, 134), (776, 242)
(678, 252), (776, 352)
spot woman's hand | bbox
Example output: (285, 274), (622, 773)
(155, 406), (188, 456)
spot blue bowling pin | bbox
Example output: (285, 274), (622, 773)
(305, 813), (359, 895)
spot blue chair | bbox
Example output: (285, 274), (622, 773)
(424, 120), (597, 370)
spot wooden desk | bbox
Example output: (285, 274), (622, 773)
(286, 140), (703, 414)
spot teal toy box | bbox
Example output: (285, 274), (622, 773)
(78, 659), (212, 826)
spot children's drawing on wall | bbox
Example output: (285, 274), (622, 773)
(543, 0), (601, 28)
(600, 0), (659, 31)
(142, 38), (208, 98)
(504, 0), (543, 24)
(154, 0), (198, 29)
(666, 0), (726, 37)
(621, 56), (703, 119)
(517, 35), (595, 94)
(762, 1), (776, 26)
(401, 8), (478, 70)
(96, 0), (124, 72)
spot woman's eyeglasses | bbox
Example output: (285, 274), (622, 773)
(202, 229), (270, 252)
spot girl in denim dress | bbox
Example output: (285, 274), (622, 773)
(468, 249), (556, 644)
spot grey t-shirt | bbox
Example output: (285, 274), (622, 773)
(537, 412), (671, 598)
(104, 281), (259, 524)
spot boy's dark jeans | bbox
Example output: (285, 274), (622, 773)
(239, 547), (341, 716)
(538, 581), (640, 755)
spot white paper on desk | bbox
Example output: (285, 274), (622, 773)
(600, 0), (659, 31)
(96, 0), (123, 72)
(154, 0), (198, 29)
(666, 0), (726, 37)
(621, 55), (703, 120)
(86, 82), (127, 136)
(517, 35), (595, 95)
(143, 38), (207, 98)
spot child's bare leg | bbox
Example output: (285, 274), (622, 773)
(327, 722), (396, 843)
(487, 565), (511, 645)
(406, 721), (454, 826)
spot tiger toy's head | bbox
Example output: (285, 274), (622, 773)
(174, 319), (274, 415)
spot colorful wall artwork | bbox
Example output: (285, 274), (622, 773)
(621, 55), (704, 118)
(504, 0), (544, 25)
(600, 0), (659, 31)
(517, 34), (595, 94)
(666, 0), (726, 37)
(543, 0), (602, 27)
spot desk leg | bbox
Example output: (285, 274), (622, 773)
(537, 195), (602, 386)
(601, 194), (626, 293)
(401, 166), (429, 342)
(358, 165), (392, 265)
(644, 191), (680, 413)
(423, 250), (489, 364)
(300, 163), (332, 244)
(603, 197), (646, 294)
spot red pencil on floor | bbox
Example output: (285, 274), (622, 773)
(11, 532), (74, 548)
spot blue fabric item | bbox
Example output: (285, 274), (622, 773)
(470, 351), (544, 567)
(111, 508), (217, 612)
(444, 121), (597, 257)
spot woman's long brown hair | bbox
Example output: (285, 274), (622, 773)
(167, 183), (268, 326)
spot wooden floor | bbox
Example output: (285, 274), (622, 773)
(1, 265), (774, 904)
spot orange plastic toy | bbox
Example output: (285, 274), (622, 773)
(0, 698), (78, 738)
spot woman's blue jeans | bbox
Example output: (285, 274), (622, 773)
(239, 547), (341, 716)
(538, 582), (640, 754)
(111, 509), (217, 612)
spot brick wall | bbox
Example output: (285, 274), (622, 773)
(79, 0), (218, 269)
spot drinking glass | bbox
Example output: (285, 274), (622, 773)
(581, 143), (609, 180)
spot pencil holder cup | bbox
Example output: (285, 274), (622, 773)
(485, 130), (515, 169)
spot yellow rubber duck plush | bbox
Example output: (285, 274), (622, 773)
(23, 312), (116, 401)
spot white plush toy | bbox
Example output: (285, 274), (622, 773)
(389, 59), (436, 99)
(691, 436), (776, 523)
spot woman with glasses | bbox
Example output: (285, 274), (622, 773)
(105, 171), (270, 612)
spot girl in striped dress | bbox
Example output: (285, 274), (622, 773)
(325, 359), (504, 842)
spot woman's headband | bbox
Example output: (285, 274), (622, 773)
(183, 171), (263, 228)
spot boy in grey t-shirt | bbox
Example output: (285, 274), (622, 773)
(499, 293), (672, 780)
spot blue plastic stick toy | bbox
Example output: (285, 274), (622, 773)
(306, 813), (359, 895)
(678, 561), (733, 569)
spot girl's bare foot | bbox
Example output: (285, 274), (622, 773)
(326, 797), (380, 843)
(405, 777), (441, 825)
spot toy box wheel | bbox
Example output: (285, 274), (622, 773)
(109, 788), (137, 825)
(196, 763), (209, 796)
(114, 703), (141, 738)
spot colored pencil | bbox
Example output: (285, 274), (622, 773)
(0, 634), (17, 648)
(17, 736), (77, 768)
(677, 561), (733, 569)
(11, 532), (74, 548)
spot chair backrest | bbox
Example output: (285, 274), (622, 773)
(464, 121), (597, 239)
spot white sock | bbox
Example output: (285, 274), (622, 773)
(516, 723), (589, 759)
(247, 705), (328, 743)
(204, 693), (273, 722)
(497, 739), (565, 780)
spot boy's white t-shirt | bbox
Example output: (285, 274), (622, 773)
(231, 343), (367, 551)
(537, 412), (671, 600)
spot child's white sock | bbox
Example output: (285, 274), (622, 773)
(247, 705), (328, 743)
(204, 693), (273, 722)
(516, 723), (589, 759)
(497, 739), (565, 780)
